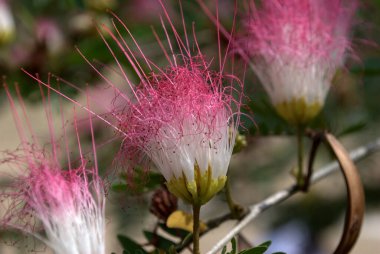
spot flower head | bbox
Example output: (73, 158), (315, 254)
(241, 0), (357, 124)
(0, 84), (105, 254)
(117, 57), (241, 205)
(66, 3), (244, 206)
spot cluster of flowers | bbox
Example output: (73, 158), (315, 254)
(0, 0), (356, 252)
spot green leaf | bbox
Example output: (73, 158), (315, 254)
(257, 241), (272, 248)
(167, 245), (179, 254)
(239, 246), (267, 254)
(351, 58), (380, 76)
(117, 234), (147, 254)
(337, 120), (366, 137)
(222, 245), (228, 254)
(221, 237), (238, 254)
(111, 183), (128, 192)
(230, 237), (237, 254)
(247, 98), (293, 136)
(74, 0), (85, 8)
(238, 241), (272, 254)
(145, 172), (166, 189)
(143, 230), (176, 250)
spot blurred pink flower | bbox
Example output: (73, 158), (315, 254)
(240, 0), (357, 124)
(126, 0), (169, 23)
(36, 18), (66, 56)
(0, 0), (15, 44)
(1, 84), (105, 254)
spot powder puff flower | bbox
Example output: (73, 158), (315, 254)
(0, 83), (106, 254)
(240, 0), (357, 124)
(117, 58), (241, 206)
(106, 7), (243, 205)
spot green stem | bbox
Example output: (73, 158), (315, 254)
(192, 203), (201, 254)
(296, 126), (305, 189)
(225, 178), (244, 219)
(225, 179), (235, 210)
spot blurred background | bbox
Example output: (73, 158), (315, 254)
(0, 0), (379, 253)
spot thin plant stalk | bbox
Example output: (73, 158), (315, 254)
(296, 126), (305, 189)
(192, 204), (201, 254)
(225, 178), (245, 219)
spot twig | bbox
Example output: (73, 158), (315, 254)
(206, 137), (380, 254)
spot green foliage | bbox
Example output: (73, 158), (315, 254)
(247, 90), (370, 138)
(351, 57), (380, 76)
(247, 98), (293, 136)
(222, 239), (286, 254)
(143, 230), (177, 250)
(222, 237), (237, 254)
(240, 241), (286, 254)
(238, 241), (272, 254)
(117, 234), (148, 254)
(337, 120), (367, 137)
(111, 167), (164, 194)
(117, 223), (190, 253)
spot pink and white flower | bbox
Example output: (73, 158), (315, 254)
(240, 0), (357, 124)
(0, 84), (106, 254)
(105, 5), (244, 205)
(116, 57), (242, 205)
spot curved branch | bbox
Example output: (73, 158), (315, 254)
(324, 134), (365, 254)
